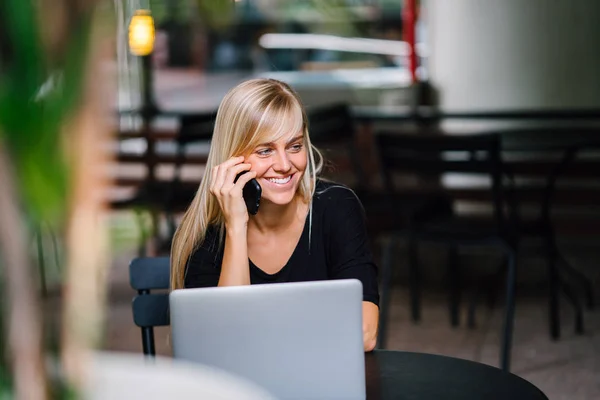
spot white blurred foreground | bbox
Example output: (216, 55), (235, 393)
(84, 352), (276, 400)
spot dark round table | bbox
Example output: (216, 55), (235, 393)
(365, 351), (548, 400)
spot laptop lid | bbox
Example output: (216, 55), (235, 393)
(170, 279), (365, 400)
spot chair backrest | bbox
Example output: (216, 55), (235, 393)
(178, 112), (217, 144)
(375, 131), (507, 228)
(308, 103), (356, 143)
(129, 256), (171, 356)
(307, 103), (367, 188)
(172, 112), (216, 178)
(497, 126), (600, 233)
(376, 131), (502, 176)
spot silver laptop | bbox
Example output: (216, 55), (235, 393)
(169, 279), (365, 400)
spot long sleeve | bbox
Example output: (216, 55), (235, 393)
(324, 187), (380, 306)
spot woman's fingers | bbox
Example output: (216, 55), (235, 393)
(211, 156), (244, 194)
(230, 170), (257, 195)
(208, 156), (255, 224)
(222, 163), (252, 194)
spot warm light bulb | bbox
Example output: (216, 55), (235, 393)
(128, 10), (155, 56)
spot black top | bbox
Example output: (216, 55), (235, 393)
(365, 351), (548, 400)
(184, 180), (379, 306)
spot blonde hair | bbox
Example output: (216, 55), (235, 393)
(170, 78), (323, 289)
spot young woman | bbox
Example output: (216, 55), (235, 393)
(170, 78), (379, 351)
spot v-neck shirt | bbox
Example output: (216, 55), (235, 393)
(184, 180), (379, 305)
(247, 210), (309, 280)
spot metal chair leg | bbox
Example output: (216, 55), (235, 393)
(377, 236), (394, 349)
(141, 327), (156, 356)
(487, 257), (506, 311)
(408, 236), (421, 322)
(468, 257), (506, 329)
(447, 245), (460, 327)
(467, 287), (477, 329)
(500, 249), (517, 372)
(558, 254), (594, 310)
(547, 248), (561, 340)
(559, 280), (584, 334)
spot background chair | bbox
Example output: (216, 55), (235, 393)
(129, 256), (171, 356)
(499, 128), (600, 339)
(114, 112), (215, 256)
(306, 102), (367, 190)
(374, 131), (518, 372)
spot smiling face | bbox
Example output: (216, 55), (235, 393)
(211, 78), (320, 209)
(245, 129), (308, 206)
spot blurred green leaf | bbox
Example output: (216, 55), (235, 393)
(0, 0), (93, 226)
(195, 0), (235, 31)
(0, 0), (44, 98)
(0, 0), (100, 395)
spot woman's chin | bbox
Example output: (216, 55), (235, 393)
(260, 192), (297, 207)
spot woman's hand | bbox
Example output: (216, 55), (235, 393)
(209, 156), (257, 230)
(362, 301), (379, 352)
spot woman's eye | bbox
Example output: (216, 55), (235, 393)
(289, 143), (303, 152)
(256, 148), (273, 156)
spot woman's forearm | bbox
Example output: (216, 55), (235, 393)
(218, 226), (251, 286)
(362, 301), (379, 352)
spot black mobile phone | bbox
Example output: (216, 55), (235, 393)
(234, 172), (262, 215)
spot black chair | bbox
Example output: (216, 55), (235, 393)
(129, 256), (171, 356)
(499, 128), (600, 339)
(307, 103), (367, 190)
(375, 131), (518, 372)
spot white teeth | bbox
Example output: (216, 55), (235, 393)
(268, 176), (291, 184)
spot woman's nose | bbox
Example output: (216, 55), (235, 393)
(272, 150), (291, 172)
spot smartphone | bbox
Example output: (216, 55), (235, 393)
(234, 172), (262, 215)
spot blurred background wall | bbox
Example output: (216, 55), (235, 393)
(427, 0), (600, 111)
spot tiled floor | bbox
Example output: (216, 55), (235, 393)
(102, 246), (600, 400)
(379, 289), (600, 400)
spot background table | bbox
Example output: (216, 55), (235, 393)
(366, 351), (548, 400)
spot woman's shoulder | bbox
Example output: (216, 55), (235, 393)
(313, 179), (363, 210)
(312, 180), (367, 235)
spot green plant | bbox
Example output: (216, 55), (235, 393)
(0, 0), (111, 398)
